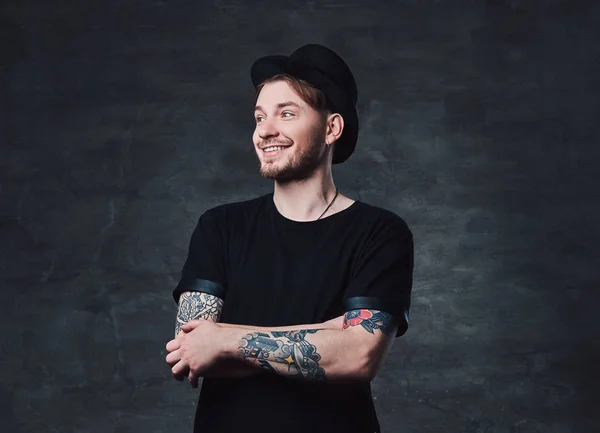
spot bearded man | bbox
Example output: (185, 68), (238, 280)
(166, 43), (414, 433)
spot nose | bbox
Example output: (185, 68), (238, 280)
(257, 117), (279, 140)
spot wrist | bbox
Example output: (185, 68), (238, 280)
(219, 326), (247, 359)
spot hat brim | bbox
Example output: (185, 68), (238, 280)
(251, 55), (358, 165)
(251, 55), (290, 88)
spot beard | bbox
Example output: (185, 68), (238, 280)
(255, 127), (328, 183)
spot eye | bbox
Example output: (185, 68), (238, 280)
(282, 112), (294, 118)
(255, 115), (264, 123)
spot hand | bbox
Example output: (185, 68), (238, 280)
(165, 319), (224, 388)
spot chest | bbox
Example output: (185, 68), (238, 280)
(222, 224), (358, 326)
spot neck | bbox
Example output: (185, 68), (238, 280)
(272, 169), (338, 222)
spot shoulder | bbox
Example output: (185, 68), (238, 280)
(204, 193), (270, 216)
(199, 193), (271, 225)
(355, 201), (412, 240)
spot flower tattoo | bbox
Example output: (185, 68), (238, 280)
(342, 309), (396, 336)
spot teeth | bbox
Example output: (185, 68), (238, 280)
(264, 146), (287, 152)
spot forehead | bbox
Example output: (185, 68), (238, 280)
(255, 81), (306, 108)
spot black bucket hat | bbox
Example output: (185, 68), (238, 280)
(250, 44), (359, 165)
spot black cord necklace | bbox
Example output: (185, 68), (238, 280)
(316, 188), (339, 220)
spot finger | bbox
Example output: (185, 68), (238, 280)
(171, 361), (190, 382)
(189, 371), (199, 389)
(172, 359), (190, 378)
(170, 356), (188, 381)
(165, 349), (181, 367)
(181, 320), (203, 331)
(166, 339), (181, 352)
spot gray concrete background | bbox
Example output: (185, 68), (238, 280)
(1, 0), (599, 432)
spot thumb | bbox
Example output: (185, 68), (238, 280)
(181, 320), (203, 331)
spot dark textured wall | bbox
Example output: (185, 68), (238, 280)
(2, 1), (599, 432)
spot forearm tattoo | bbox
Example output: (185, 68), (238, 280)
(342, 309), (396, 336)
(238, 330), (326, 381)
(175, 291), (224, 336)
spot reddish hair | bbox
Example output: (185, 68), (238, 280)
(254, 73), (331, 115)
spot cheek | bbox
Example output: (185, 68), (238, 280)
(252, 130), (260, 146)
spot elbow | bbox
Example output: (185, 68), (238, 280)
(360, 360), (379, 383)
(353, 360), (377, 383)
(354, 347), (381, 383)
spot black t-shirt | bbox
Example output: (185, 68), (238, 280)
(173, 193), (414, 433)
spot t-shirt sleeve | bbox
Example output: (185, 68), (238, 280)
(342, 219), (414, 337)
(172, 210), (228, 305)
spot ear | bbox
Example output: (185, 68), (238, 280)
(324, 113), (344, 145)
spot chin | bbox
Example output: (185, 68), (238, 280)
(258, 162), (291, 180)
(260, 166), (289, 180)
(261, 163), (318, 183)
(258, 154), (291, 176)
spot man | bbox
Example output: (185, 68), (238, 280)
(165, 44), (414, 433)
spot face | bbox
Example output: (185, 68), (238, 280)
(253, 80), (330, 182)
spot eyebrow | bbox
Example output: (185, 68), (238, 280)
(254, 101), (302, 112)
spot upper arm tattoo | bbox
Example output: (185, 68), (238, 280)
(238, 329), (326, 381)
(342, 309), (397, 337)
(175, 291), (224, 336)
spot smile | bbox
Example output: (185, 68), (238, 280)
(262, 145), (291, 154)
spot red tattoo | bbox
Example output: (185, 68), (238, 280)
(342, 309), (373, 329)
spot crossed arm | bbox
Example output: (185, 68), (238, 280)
(171, 291), (398, 383)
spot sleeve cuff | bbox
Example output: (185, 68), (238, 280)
(173, 279), (226, 304)
(342, 296), (409, 337)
